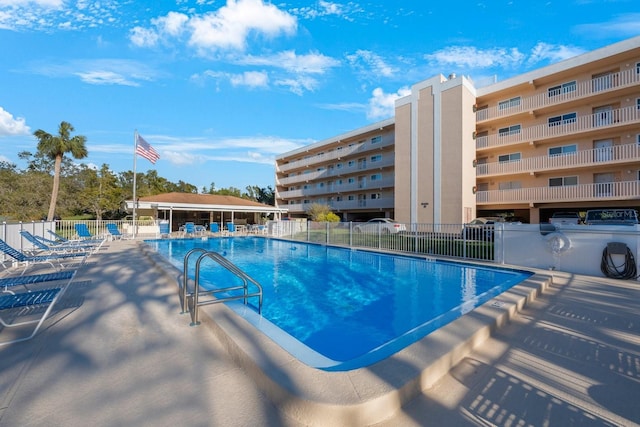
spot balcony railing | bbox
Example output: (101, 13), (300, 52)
(476, 67), (640, 122)
(476, 143), (640, 177)
(276, 136), (394, 173)
(284, 197), (395, 213)
(277, 155), (395, 186)
(277, 176), (395, 199)
(476, 105), (640, 151)
(476, 180), (640, 205)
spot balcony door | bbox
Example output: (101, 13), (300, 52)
(594, 173), (614, 197)
(593, 106), (613, 127)
(593, 139), (613, 162)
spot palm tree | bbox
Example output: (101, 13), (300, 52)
(34, 121), (88, 221)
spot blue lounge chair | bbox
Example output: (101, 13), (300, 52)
(105, 223), (132, 240)
(20, 231), (95, 254)
(183, 222), (195, 237)
(226, 222), (236, 234)
(0, 238), (87, 273)
(0, 270), (75, 292)
(0, 268), (76, 346)
(74, 223), (104, 241)
(47, 230), (101, 248)
(210, 223), (219, 233)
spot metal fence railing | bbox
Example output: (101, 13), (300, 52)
(267, 220), (496, 262)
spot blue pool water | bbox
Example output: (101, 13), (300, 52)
(145, 237), (532, 371)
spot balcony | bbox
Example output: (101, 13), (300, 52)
(476, 143), (640, 177)
(284, 197), (395, 213)
(476, 180), (640, 205)
(476, 105), (640, 151)
(277, 177), (395, 199)
(476, 67), (640, 122)
(276, 136), (394, 173)
(277, 155), (395, 186)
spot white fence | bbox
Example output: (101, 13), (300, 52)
(3, 220), (638, 280)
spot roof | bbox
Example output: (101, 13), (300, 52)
(126, 192), (287, 213)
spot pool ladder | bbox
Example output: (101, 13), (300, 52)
(181, 248), (263, 326)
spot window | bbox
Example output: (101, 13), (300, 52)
(498, 124), (521, 137)
(637, 62), (640, 74)
(498, 181), (521, 190)
(348, 160), (355, 167)
(637, 98), (640, 110)
(336, 163), (342, 169)
(548, 81), (576, 97)
(348, 178), (355, 184)
(370, 173), (382, 181)
(637, 134), (640, 145)
(549, 176), (578, 187)
(336, 179), (343, 185)
(370, 193), (381, 200)
(336, 196), (342, 201)
(371, 135), (382, 144)
(370, 154), (382, 162)
(317, 182), (324, 188)
(549, 145), (577, 156)
(303, 184), (310, 189)
(498, 97), (521, 110)
(548, 112), (577, 127)
(303, 199), (310, 204)
(316, 167), (325, 172)
(348, 195), (355, 201)
(498, 153), (521, 162)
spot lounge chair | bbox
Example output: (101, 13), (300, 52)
(74, 223), (104, 241)
(0, 269), (76, 346)
(19, 231), (96, 254)
(184, 222), (195, 237)
(0, 270), (75, 292)
(0, 238), (87, 273)
(210, 223), (219, 233)
(105, 223), (133, 240)
(226, 223), (236, 235)
(194, 224), (206, 236)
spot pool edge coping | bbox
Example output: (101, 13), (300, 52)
(141, 241), (553, 426)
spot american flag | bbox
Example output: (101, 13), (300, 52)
(135, 134), (160, 164)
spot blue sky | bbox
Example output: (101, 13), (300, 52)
(1, 1), (639, 192)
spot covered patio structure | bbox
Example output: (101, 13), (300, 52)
(125, 192), (287, 233)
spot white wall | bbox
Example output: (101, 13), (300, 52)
(497, 223), (640, 279)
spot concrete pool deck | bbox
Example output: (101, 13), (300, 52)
(0, 239), (638, 426)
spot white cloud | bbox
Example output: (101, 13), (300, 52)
(425, 46), (526, 69)
(0, 107), (30, 136)
(129, 26), (160, 48)
(74, 70), (140, 86)
(131, 0), (297, 54)
(229, 70), (269, 88)
(290, 0), (359, 21)
(527, 42), (585, 65)
(0, 0), (62, 7)
(31, 59), (159, 86)
(367, 86), (410, 120)
(237, 50), (340, 74)
(346, 50), (397, 78)
(275, 75), (319, 95)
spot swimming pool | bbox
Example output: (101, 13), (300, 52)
(145, 237), (532, 371)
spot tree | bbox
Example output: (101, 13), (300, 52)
(305, 203), (340, 222)
(33, 121), (88, 221)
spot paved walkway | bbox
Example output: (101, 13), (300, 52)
(0, 240), (638, 426)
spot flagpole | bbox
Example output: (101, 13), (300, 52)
(132, 130), (138, 238)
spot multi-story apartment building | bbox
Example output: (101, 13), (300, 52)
(276, 36), (640, 224)
(274, 118), (396, 221)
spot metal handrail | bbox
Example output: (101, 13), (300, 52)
(189, 251), (263, 326)
(181, 248), (209, 314)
